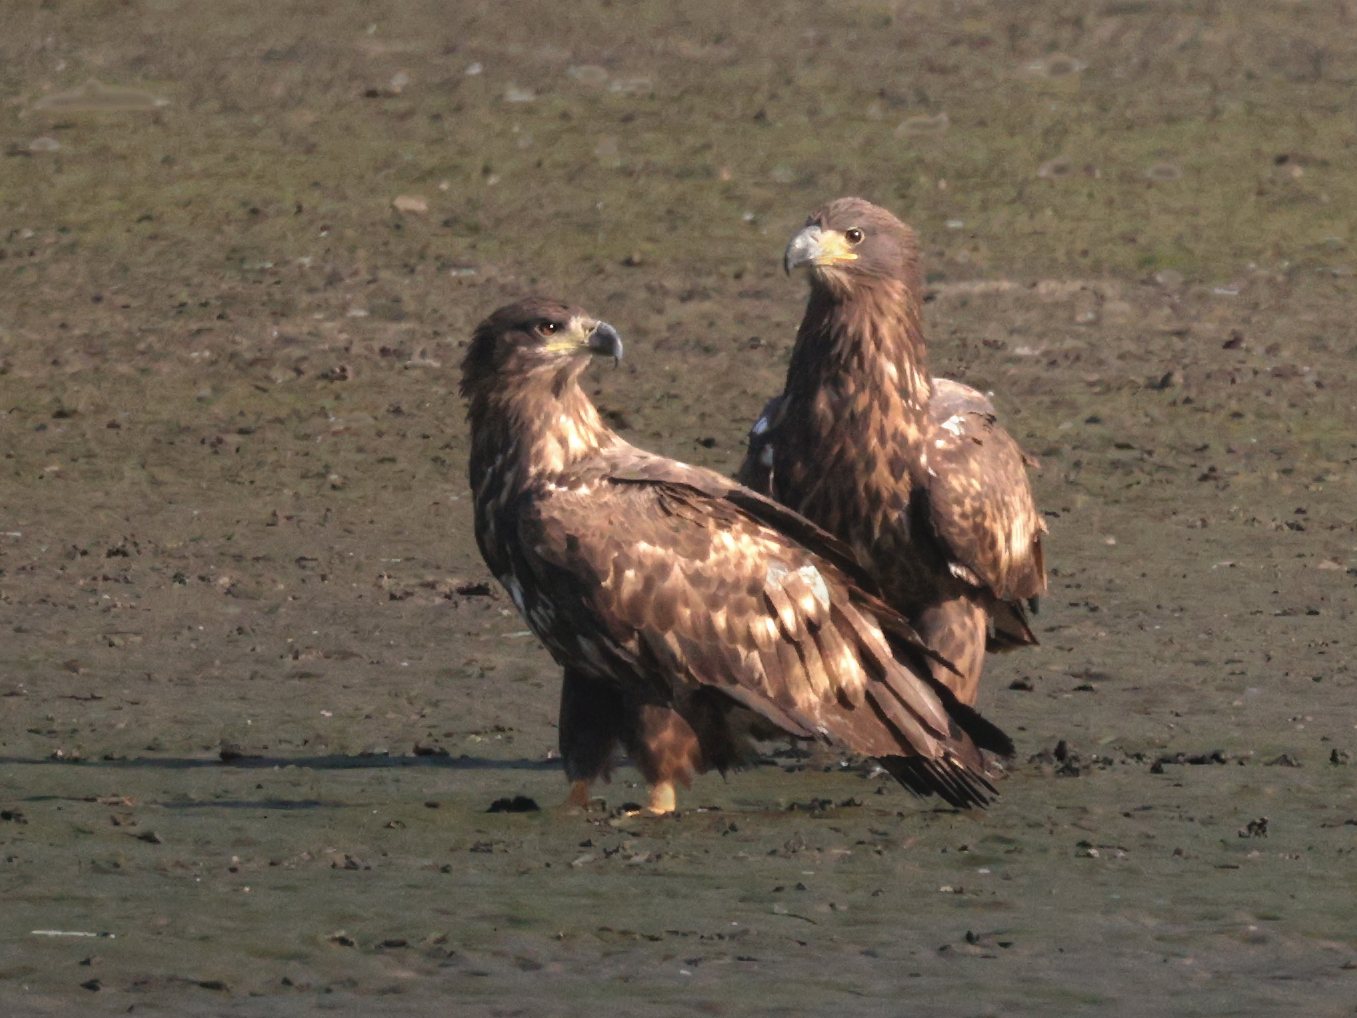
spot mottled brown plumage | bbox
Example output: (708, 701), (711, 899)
(462, 297), (1011, 813)
(737, 199), (1046, 705)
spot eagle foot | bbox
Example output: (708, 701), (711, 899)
(643, 781), (677, 816)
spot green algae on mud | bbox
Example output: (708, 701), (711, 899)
(3, 0), (1357, 1014)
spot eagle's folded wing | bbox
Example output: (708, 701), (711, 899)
(925, 379), (1046, 603)
(607, 442), (879, 594)
(735, 394), (784, 497)
(522, 474), (989, 783)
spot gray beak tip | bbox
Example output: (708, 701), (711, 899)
(783, 224), (821, 276)
(588, 321), (624, 366)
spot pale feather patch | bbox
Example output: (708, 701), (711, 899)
(755, 615), (779, 649)
(529, 604), (555, 632)
(795, 563), (830, 608)
(764, 578), (801, 638)
(610, 566), (641, 604)
(546, 478), (599, 493)
(759, 443), (775, 467)
(577, 635), (606, 670)
(816, 621), (863, 703)
(752, 416), (770, 436)
(949, 560), (983, 586)
(558, 413), (595, 459)
(1007, 511), (1031, 574)
(940, 413), (966, 437)
(502, 575), (527, 615)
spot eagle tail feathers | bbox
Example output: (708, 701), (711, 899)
(875, 629), (1014, 757)
(934, 692), (1015, 758)
(986, 598), (1039, 653)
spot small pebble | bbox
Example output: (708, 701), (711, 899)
(1030, 54), (1085, 78)
(895, 113), (949, 137)
(1037, 156), (1074, 180)
(568, 65), (609, 85)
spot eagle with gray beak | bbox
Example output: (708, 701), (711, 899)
(463, 297), (1011, 814)
(738, 198), (1047, 706)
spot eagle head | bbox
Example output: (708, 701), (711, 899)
(460, 297), (623, 398)
(784, 197), (922, 296)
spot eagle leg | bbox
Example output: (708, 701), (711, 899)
(561, 670), (703, 814)
(558, 668), (627, 803)
(621, 704), (702, 815)
(913, 596), (988, 707)
(644, 780), (677, 816)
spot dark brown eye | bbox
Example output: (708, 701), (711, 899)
(844, 228), (864, 244)
(537, 321), (559, 336)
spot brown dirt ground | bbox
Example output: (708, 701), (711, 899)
(1, 1), (1355, 1015)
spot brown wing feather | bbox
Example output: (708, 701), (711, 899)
(612, 441), (881, 596)
(926, 379), (1046, 602)
(519, 460), (992, 794)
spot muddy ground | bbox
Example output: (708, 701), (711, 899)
(2, 1), (1356, 1015)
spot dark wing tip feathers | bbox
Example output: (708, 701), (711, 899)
(879, 754), (998, 810)
(921, 667), (1015, 758)
(942, 699), (1015, 758)
(877, 624), (1014, 758)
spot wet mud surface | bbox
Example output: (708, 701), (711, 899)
(1, 1), (1356, 1015)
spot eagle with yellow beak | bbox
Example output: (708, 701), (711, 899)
(463, 297), (1012, 814)
(738, 198), (1047, 707)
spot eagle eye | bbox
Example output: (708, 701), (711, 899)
(844, 228), (864, 245)
(536, 321), (560, 337)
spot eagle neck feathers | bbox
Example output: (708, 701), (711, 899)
(781, 276), (933, 484)
(789, 279), (931, 419)
(753, 275), (939, 572)
(467, 367), (615, 494)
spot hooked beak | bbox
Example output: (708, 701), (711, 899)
(784, 224), (857, 274)
(585, 321), (623, 367)
(544, 316), (624, 366)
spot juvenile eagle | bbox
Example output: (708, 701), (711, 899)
(462, 297), (1011, 814)
(737, 199), (1046, 706)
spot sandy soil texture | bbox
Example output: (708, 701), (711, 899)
(1, 1), (1355, 1015)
